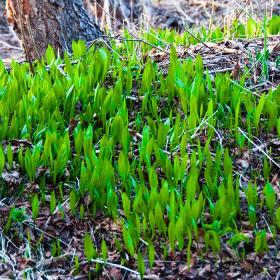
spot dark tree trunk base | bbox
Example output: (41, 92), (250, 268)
(6, 0), (102, 61)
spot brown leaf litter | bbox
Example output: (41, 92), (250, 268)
(149, 36), (280, 90)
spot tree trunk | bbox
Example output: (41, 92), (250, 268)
(5, 0), (102, 61)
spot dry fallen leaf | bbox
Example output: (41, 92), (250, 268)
(227, 271), (241, 278)
(231, 60), (241, 79)
(268, 41), (280, 53)
(1, 169), (22, 185)
(198, 264), (211, 277)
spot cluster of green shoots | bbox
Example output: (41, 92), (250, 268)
(0, 15), (279, 277)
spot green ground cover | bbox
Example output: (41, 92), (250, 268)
(0, 16), (280, 278)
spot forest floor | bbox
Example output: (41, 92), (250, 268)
(0, 1), (280, 280)
(1, 0), (280, 64)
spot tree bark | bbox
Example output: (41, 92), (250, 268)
(6, 0), (103, 61)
